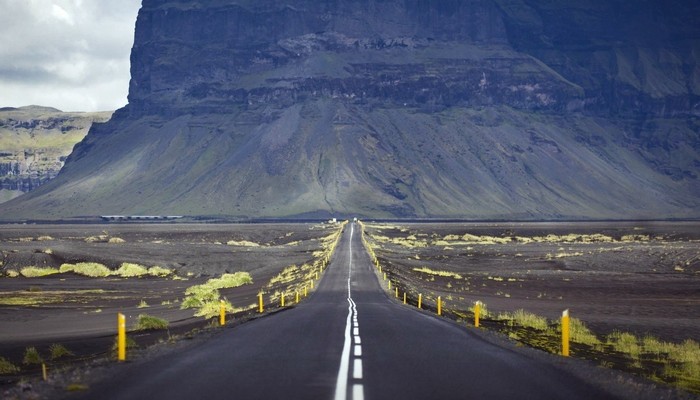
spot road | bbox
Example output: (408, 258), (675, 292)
(77, 223), (617, 400)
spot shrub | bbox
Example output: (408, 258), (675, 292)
(194, 300), (233, 319)
(114, 263), (148, 277)
(208, 272), (253, 289)
(0, 357), (20, 374)
(49, 344), (73, 360)
(20, 266), (60, 278)
(5, 270), (20, 278)
(60, 262), (110, 277)
(134, 314), (169, 330)
(23, 347), (43, 365)
(148, 266), (172, 277)
(181, 285), (219, 309)
(137, 300), (149, 308)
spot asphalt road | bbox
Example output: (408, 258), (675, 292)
(77, 223), (618, 400)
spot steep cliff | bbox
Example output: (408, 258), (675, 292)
(0, 106), (112, 204)
(1, 0), (698, 220)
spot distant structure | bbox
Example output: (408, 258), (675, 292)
(100, 215), (183, 221)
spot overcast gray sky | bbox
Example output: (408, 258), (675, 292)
(0, 0), (142, 112)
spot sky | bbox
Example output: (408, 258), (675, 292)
(0, 0), (142, 112)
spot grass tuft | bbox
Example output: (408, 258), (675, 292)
(23, 347), (43, 365)
(0, 357), (20, 374)
(49, 344), (73, 360)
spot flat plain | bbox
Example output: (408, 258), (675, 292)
(0, 222), (340, 385)
(362, 221), (700, 392)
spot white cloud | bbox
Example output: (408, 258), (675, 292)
(0, 0), (141, 112)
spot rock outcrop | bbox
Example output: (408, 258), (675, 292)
(1, 0), (698, 220)
(0, 106), (112, 204)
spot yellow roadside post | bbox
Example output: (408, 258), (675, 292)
(310, 279), (314, 289)
(395, 287), (398, 298)
(562, 309), (570, 357)
(117, 313), (126, 361)
(418, 293), (422, 309)
(437, 296), (442, 316)
(474, 301), (481, 328)
(281, 293), (286, 307)
(219, 300), (226, 326)
(383, 272), (387, 281)
(304, 286), (308, 297)
(42, 363), (47, 381)
(403, 292), (407, 304)
(296, 291), (300, 303)
(258, 293), (264, 313)
(388, 280), (391, 290)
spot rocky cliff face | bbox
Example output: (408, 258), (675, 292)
(0, 106), (112, 204)
(1, 0), (698, 220)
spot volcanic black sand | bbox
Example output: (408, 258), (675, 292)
(0, 222), (339, 386)
(362, 221), (700, 343)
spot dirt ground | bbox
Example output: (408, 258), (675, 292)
(0, 222), (338, 385)
(362, 221), (700, 343)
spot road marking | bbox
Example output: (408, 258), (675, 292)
(353, 384), (365, 400)
(353, 359), (363, 379)
(334, 298), (353, 400)
(334, 224), (366, 400)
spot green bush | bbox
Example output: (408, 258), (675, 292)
(134, 314), (169, 331)
(181, 285), (219, 309)
(207, 272), (253, 289)
(60, 262), (111, 278)
(148, 266), (173, 277)
(19, 266), (60, 277)
(114, 263), (148, 277)
(0, 357), (20, 374)
(194, 300), (233, 319)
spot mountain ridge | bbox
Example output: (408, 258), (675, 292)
(1, 0), (698, 220)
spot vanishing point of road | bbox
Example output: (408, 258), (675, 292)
(78, 223), (617, 400)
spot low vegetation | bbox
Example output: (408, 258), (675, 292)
(22, 347), (43, 365)
(5, 262), (174, 280)
(114, 263), (149, 277)
(49, 344), (73, 360)
(19, 266), (60, 278)
(181, 272), (253, 318)
(412, 267), (462, 280)
(60, 262), (111, 278)
(463, 301), (700, 393)
(134, 314), (169, 331)
(0, 357), (20, 374)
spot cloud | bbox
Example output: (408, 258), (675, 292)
(0, 0), (141, 112)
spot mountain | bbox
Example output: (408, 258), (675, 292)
(0, 106), (112, 204)
(1, 0), (698, 220)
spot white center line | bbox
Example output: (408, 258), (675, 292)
(353, 384), (365, 400)
(335, 224), (363, 400)
(353, 359), (363, 379)
(354, 345), (362, 356)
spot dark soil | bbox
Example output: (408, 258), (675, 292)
(0, 222), (337, 387)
